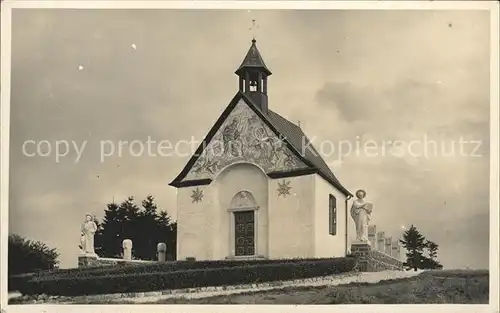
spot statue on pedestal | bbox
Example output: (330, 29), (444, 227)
(350, 189), (374, 243)
(79, 214), (98, 256)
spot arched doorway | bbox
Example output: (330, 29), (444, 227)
(229, 191), (259, 257)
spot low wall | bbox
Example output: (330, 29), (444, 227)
(351, 243), (403, 272)
(97, 257), (157, 266)
(78, 256), (157, 268)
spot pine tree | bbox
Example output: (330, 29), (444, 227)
(157, 210), (177, 260)
(399, 225), (427, 271)
(95, 202), (126, 257)
(120, 197), (141, 256)
(93, 219), (103, 255)
(95, 195), (177, 260)
(135, 195), (159, 259)
(423, 240), (443, 269)
(426, 240), (439, 259)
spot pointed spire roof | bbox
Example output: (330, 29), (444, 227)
(235, 39), (272, 76)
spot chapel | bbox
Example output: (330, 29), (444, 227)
(170, 39), (353, 261)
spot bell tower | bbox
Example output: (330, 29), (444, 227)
(235, 39), (272, 114)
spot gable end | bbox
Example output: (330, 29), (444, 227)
(169, 92), (317, 187)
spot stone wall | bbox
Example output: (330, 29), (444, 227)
(96, 258), (156, 267)
(78, 256), (157, 268)
(351, 243), (403, 272)
(78, 239), (166, 268)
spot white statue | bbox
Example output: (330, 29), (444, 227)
(350, 189), (373, 243)
(157, 242), (167, 262)
(80, 214), (98, 256)
(122, 239), (133, 260)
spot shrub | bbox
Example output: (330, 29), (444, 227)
(31, 257), (345, 280)
(19, 257), (356, 296)
(8, 273), (35, 292)
(8, 234), (59, 275)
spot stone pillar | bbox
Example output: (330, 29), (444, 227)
(350, 242), (371, 272)
(122, 239), (133, 260)
(157, 242), (167, 262)
(384, 237), (392, 255)
(368, 225), (377, 248)
(376, 231), (385, 251)
(391, 240), (401, 260)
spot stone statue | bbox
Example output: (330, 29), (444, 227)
(350, 189), (373, 243)
(122, 239), (133, 260)
(80, 214), (98, 256)
(157, 242), (167, 262)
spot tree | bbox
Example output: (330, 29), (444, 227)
(422, 240), (443, 269)
(95, 195), (177, 261)
(421, 256), (443, 269)
(157, 210), (177, 261)
(8, 234), (59, 275)
(120, 196), (142, 254)
(94, 202), (127, 258)
(134, 195), (160, 259)
(399, 225), (427, 271)
(426, 240), (439, 259)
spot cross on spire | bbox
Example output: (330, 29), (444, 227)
(249, 19), (259, 40)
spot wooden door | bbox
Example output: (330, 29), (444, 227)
(234, 210), (255, 256)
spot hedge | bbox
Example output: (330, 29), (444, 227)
(29, 257), (345, 280)
(8, 273), (34, 292)
(10, 257), (340, 291)
(18, 257), (356, 296)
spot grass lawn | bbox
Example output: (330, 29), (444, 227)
(148, 270), (489, 304)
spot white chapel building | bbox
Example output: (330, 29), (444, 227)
(170, 39), (353, 261)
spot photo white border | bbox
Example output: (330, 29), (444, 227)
(1, 1), (498, 313)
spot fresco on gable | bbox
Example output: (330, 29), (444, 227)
(184, 100), (308, 181)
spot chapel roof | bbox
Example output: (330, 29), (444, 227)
(266, 108), (352, 197)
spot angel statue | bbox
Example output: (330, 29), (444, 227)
(350, 189), (374, 243)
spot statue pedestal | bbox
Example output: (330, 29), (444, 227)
(352, 239), (371, 246)
(351, 241), (372, 254)
(350, 242), (371, 272)
(350, 241), (404, 272)
(78, 253), (98, 268)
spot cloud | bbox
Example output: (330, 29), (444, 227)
(316, 82), (381, 122)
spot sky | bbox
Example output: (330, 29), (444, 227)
(6, 9), (491, 269)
